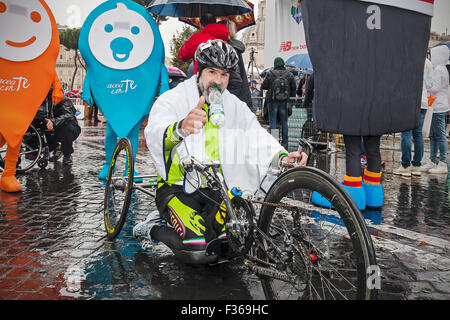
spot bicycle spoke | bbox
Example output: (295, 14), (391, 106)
(255, 167), (376, 300)
(309, 263), (353, 300)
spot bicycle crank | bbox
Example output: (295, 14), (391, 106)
(225, 196), (255, 256)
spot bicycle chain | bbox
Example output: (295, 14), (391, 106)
(248, 199), (299, 210)
(244, 253), (277, 269)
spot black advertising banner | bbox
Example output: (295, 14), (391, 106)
(301, 0), (433, 136)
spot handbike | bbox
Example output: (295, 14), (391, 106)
(103, 138), (378, 300)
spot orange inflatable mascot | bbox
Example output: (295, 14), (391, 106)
(0, 0), (63, 192)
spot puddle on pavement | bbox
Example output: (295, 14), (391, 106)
(1, 145), (448, 300)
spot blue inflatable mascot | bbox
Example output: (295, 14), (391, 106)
(79, 0), (169, 180)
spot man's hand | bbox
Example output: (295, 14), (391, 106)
(284, 151), (308, 168)
(181, 96), (207, 135)
(45, 118), (54, 131)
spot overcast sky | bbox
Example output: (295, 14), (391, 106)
(46, 0), (450, 58)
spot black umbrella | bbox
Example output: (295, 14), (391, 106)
(179, 0), (255, 32)
(146, 0), (252, 18)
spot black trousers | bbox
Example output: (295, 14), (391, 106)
(88, 105), (99, 121)
(156, 183), (225, 244)
(343, 135), (381, 177)
(47, 124), (81, 157)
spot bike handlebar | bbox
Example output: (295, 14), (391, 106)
(180, 156), (221, 190)
(181, 137), (314, 174)
(298, 138), (313, 166)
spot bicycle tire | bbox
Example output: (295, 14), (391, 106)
(16, 124), (43, 173)
(258, 166), (377, 300)
(103, 138), (135, 240)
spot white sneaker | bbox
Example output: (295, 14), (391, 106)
(428, 162), (448, 174)
(421, 162), (436, 172)
(393, 165), (411, 177)
(410, 166), (422, 176)
(133, 210), (165, 248)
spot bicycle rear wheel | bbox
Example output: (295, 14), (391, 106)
(103, 138), (134, 239)
(257, 166), (377, 300)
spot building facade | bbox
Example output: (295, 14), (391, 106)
(241, 0), (266, 79)
(56, 25), (86, 92)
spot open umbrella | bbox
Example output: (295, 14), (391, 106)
(167, 66), (187, 78)
(178, 0), (255, 32)
(146, 0), (252, 18)
(285, 54), (313, 70)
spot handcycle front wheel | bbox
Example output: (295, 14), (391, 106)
(103, 138), (134, 239)
(257, 166), (378, 300)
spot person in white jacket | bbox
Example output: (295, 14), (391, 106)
(393, 59), (433, 177)
(134, 40), (308, 264)
(422, 45), (450, 174)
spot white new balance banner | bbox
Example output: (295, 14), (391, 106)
(264, 0), (308, 69)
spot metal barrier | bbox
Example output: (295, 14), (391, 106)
(254, 97), (330, 152)
(255, 96), (409, 154)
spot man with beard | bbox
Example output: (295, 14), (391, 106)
(137, 40), (308, 264)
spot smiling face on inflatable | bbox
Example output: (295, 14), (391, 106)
(88, 2), (154, 70)
(0, 0), (53, 62)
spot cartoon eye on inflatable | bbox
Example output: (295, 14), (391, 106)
(88, 2), (154, 70)
(0, 0), (52, 62)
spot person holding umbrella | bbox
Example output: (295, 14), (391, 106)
(147, 0), (254, 78)
(178, 13), (229, 75)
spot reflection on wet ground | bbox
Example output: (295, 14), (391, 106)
(0, 122), (449, 300)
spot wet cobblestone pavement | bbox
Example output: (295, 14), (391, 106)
(0, 119), (449, 300)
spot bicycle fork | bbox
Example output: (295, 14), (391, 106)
(210, 166), (241, 235)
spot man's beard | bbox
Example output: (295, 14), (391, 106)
(198, 80), (223, 104)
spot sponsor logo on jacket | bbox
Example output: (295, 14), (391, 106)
(0, 77), (30, 92)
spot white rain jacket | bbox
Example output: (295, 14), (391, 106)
(421, 59), (433, 109)
(145, 76), (285, 195)
(427, 45), (450, 113)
